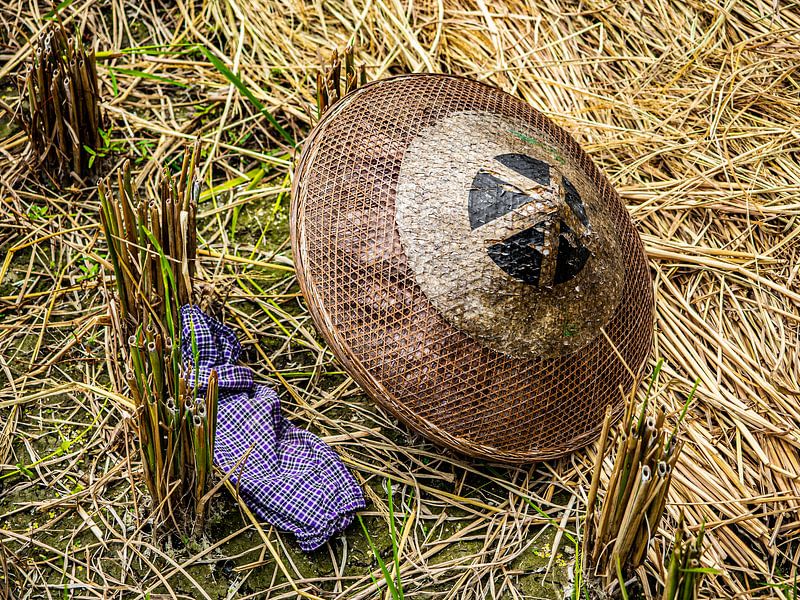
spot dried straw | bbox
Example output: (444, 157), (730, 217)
(2, 1), (799, 597)
(196, 2), (799, 595)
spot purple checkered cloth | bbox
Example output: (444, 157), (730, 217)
(180, 305), (365, 551)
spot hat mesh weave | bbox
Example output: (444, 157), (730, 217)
(291, 74), (653, 463)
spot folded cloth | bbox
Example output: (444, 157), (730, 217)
(180, 305), (366, 551)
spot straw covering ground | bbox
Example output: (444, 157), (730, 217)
(0, 0), (799, 598)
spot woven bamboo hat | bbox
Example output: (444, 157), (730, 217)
(291, 74), (653, 463)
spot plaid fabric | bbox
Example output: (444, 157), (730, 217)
(180, 305), (366, 551)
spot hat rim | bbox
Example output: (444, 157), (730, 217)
(291, 73), (653, 463)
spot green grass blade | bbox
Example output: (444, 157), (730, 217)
(638, 358), (664, 431)
(523, 497), (577, 545)
(44, 0), (75, 19)
(196, 46), (295, 147)
(358, 515), (399, 598)
(616, 555), (629, 600)
(386, 478), (404, 599)
(109, 67), (189, 88)
(668, 377), (700, 449)
(141, 226), (179, 340)
(96, 44), (195, 59)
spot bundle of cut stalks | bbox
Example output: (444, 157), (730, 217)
(586, 362), (692, 593)
(316, 45), (366, 118)
(21, 21), (101, 180)
(99, 154), (197, 336)
(662, 516), (709, 600)
(98, 142), (216, 535)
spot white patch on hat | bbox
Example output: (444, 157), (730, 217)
(395, 111), (624, 358)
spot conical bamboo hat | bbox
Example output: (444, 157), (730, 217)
(291, 74), (653, 463)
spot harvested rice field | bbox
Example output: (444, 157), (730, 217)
(0, 1), (799, 599)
